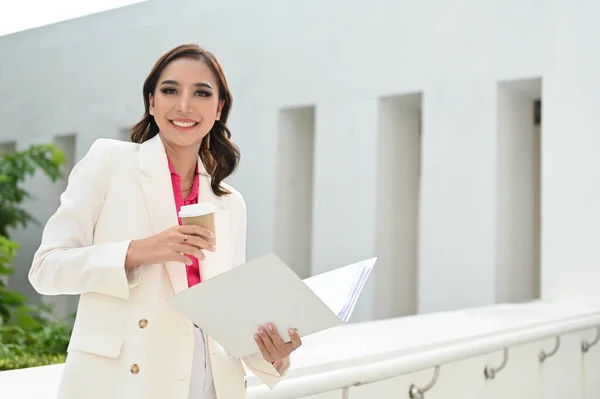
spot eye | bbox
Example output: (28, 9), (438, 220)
(160, 87), (177, 95)
(195, 90), (212, 97)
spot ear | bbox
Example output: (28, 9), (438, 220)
(149, 93), (155, 116)
(216, 100), (224, 120)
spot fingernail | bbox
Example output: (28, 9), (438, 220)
(254, 334), (260, 341)
(268, 324), (274, 331)
(259, 328), (264, 334)
(289, 328), (295, 335)
(211, 245), (217, 252)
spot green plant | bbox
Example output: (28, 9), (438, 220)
(0, 320), (71, 370)
(0, 143), (73, 370)
(0, 144), (65, 236)
(0, 353), (67, 371)
(0, 235), (20, 323)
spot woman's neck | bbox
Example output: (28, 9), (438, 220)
(163, 142), (198, 183)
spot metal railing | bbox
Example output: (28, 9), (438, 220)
(247, 301), (600, 398)
(2, 301), (600, 399)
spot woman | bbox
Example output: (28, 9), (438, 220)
(28, 44), (302, 399)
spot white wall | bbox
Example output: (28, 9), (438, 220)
(541, 0), (600, 303)
(1, 0), (598, 320)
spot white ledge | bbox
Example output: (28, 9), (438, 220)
(2, 300), (600, 399)
(245, 300), (600, 397)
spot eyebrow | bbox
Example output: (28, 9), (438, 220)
(160, 80), (213, 89)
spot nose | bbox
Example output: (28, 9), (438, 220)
(176, 93), (191, 114)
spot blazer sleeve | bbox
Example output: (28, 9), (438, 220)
(28, 139), (132, 301)
(229, 191), (291, 388)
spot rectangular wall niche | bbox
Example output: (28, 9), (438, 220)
(375, 93), (422, 319)
(496, 78), (542, 303)
(275, 106), (315, 279)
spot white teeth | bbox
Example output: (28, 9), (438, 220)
(172, 120), (197, 128)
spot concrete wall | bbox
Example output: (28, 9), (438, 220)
(0, 0), (597, 321)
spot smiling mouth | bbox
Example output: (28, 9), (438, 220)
(170, 120), (198, 128)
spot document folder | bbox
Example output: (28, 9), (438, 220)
(167, 254), (377, 358)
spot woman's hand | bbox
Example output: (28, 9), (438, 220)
(125, 225), (215, 268)
(254, 323), (302, 371)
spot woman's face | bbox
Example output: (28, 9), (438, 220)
(149, 57), (223, 149)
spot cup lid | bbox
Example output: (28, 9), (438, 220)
(178, 202), (216, 218)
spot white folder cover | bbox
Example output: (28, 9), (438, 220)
(167, 254), (376, 358)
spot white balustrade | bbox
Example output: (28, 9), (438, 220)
(2, 301), (600, 399)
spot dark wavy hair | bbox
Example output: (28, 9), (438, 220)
(130, 44), (240, 196)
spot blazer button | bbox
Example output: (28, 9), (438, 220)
(130, 364), (140, 374)
(138, 319), (148, 329)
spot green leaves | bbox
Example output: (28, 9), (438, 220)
(0, 142), (72, 370)
(0, 143), (66, 236)
(0, 314), (73, 371)
(0, 238), (26, 325)
(0, 236), (18, 274)
(0, 353), (67, 371)
(0, 318), (72, 355)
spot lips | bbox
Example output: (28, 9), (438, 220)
(171, 119), (198, 128)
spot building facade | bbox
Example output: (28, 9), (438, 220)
(0, 0), (598, 322)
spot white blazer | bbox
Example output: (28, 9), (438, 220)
(29, 135), (285, 399)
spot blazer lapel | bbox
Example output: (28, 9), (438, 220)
(138, 135), (188, 294)
(138, 135), (232, 293)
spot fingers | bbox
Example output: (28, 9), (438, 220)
(176, 227), (215, 252)
(167, 248), (201, 265)
(254, 324), (302, 364)
(258, 326), (278, 354)
(170, 244), (205, 261)
(288, 328), (302, 351)
(179, 225), (215, 242)
(184, 234), (215, 252)
(254, 336), (272, 362)
(266, 324), (288, 353)
(172, 251), (194, 265)
(255, 327), (275, 362)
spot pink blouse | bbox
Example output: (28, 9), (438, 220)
(168, 158), (201, 288)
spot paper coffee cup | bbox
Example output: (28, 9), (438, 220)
(178, 203), (216, 245)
